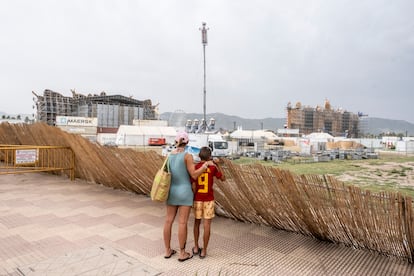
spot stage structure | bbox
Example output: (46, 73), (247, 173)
(286, 99), (362, 138)
(32, 89), (158, 129)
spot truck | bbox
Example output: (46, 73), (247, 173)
(148, 137), (166, 146)
(186, 133), (230, 160)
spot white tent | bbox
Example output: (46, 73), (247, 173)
(302, 132), (334, 153)
(230, 128), (279, 141)
(116, 125), (177, 146)
(305, 132), (334, 142)
(229, 129), (256, 140)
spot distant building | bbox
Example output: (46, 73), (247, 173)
(286, 99), (360, 138)
(0, 118), (26, 124)
(0, 114), (33, 124)
(32, 89), (158, 130)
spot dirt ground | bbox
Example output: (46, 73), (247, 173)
(335, 161), (414, 188)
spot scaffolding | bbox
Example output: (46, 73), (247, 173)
(286, 99), (361, 138)
(32, 89), (157, 127)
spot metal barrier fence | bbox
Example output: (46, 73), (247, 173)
(0, 145), (75, 180)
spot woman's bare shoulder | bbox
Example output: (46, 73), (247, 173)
(184, 152), (193, 161)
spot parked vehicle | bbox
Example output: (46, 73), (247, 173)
(148, 137), (166, 146)
(186, 134), (230, 160)
(103, 142), (118, 147)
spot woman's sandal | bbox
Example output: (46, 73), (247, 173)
(164, 249), (177, 259)
(178, 252), (193, 262)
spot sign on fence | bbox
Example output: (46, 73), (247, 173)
(15, 149), (37, 165)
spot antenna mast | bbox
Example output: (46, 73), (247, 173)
(200, 22), (209, 131)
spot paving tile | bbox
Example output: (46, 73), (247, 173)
(0, 214), (32, 229)
(73, 235), (110, 248)
(16, 246), (161, 276)
(9, 225), (52, 242)
(115, 234), (162, 258)
(132, 213), (165, 227)
(0, 223), (11, 238)
(94, 226), (136, 242)
(32, 236), (78, 258)
(108, 215), (144, 228)
(135, 223), (163, 241)
(56, 227), (97, 242)
(0, 235), (33, 259)
(2, 173), (414, 275)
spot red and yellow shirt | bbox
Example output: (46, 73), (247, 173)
(193, 162), (223, 201)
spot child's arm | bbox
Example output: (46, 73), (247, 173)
(213, 158), (226, 181)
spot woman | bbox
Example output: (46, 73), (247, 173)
(163, 131), (215, 262)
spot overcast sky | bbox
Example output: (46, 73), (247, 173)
(1, 0), (413, 123)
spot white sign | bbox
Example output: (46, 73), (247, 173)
(15, 149), (37, 164)
(56, 116), (98, 127)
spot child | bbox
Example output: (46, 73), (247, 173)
(192, 146), (226, 259)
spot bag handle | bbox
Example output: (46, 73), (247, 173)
(162, 157), (170, 173)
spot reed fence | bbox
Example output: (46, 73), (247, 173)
(1, 122), (413, 263)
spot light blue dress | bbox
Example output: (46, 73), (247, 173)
(167, 152), (193, 206)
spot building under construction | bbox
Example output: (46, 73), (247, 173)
(32, 89), (158, 129)
(286, 99), (361, 138)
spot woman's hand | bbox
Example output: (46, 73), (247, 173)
(205, 160), (216, 167)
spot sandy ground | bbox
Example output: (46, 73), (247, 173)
(336, 161), (414, 188)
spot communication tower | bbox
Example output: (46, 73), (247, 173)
(199, 22), (209, 132)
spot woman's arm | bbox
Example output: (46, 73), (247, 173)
(185, 153), (214, 179)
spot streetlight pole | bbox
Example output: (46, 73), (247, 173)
(200, 22), (208, 132)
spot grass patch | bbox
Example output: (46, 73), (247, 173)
(390, 169), (400, 174)
(374, 170), (383, 177)
(363, 183), (414, 197)
(232, 154), (414, 196)
(233, 157), (364, 176)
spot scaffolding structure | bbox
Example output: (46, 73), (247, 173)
(286, 99), (361, 138)
(32, 89), (157, 128)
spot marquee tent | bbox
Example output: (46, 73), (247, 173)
(116, 125), (177, 146)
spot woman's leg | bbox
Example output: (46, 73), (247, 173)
(163, 205), (178, 256)
(177, 205), (192, 259)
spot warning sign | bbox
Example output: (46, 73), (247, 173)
(15, 149), (37, 164)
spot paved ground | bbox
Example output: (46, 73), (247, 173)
(1, 173), (414, 275)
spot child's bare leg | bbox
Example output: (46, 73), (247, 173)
(201, 219), (212, 257)
(193, 218), (201, 253)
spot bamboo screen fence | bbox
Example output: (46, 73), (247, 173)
(1, 122), (413, 263)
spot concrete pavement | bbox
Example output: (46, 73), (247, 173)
(0, 173), (413, 275)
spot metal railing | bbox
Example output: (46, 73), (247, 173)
(0, 145), (75, 180)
